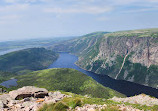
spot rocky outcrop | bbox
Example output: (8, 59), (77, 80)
(74, 104), (142, 111)
(110, 94), (158, 106)
(74, 104), (108, 111)
(0, 100), (4, 109)
(9, 86), (48, 100)
(0, 86), (71, 111)
(1, 86), (156, 111)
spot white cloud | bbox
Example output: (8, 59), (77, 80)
(44, 6), (113, 14)
(122, 6), (158, 13)
(0, 4), (29, 12)
(4, 0), (17, 3)
(3, 0), (49, 3)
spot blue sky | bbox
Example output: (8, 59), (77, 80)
(0, 0), (158, 41)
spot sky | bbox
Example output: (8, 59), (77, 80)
(0, 0), (158, 41)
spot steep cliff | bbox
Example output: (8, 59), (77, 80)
(52, 28), (158, 88)
(51, 32), (108, 55)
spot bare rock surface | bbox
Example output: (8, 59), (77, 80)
(9, 86), (48, 100)
(74, 104), (142, 111)
(0, 86), (154, 111)
(0, 86), (71, 111)
(110, 94), (158, 106)
(117, 104), (143, 111)
(0, 100), (4, 109)
(74, 104), (107, 111)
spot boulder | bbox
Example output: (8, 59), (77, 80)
(0, 100), (4, 109)
(0, 94), (11, 105)
(9, 86), (48, 100)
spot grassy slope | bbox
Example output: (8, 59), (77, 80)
(0, 71), (17, 83)
(104, 28), (158, 38)
(39, 92), (158, 111)
(0, 48), (58, 73)
(15, 68), (125, 98)
(0, 85), (9, 92)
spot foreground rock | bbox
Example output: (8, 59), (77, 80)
(0, 86), (71, 111)
(74, 104), (142, 111)
(9, 86), (48, 100)
(74, 104), (107, 111)
(0, 86), (155, 111)
(110, 94), (158, 106)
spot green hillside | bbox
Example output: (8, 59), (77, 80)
(0, 48), (58, 74)
(0, 71), (17, 83)
(15, 68), (125, 98)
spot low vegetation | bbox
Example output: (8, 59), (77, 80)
(39, 91), (158, 111)
(0, 71), (17, 83)
(15, 68), (125, 98)
(0, 85), (9, 92)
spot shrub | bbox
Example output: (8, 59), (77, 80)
(53, 101), (69, 111)
(68, 98), (82, 109)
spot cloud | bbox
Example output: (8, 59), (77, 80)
(0, 4), (29, 12)
(147, 0), (158, 2)
(4, 0), (39, 3)
(44, 6), (113, 14)
(3, 0), (51, 4)
(4, 0), (17, 3)
(122, 6), (158, 13)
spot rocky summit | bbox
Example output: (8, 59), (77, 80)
(110, 94), (158, 106)
(9, 86), (48, 100)
(0, 86), (71, 111)
(0, 86), (158, 111)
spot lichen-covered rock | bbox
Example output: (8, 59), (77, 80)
(9, 86), (48, 100)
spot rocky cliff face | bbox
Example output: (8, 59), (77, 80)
(52, 29), (158, 88)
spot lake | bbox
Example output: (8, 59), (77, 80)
(0, 79), (17, 88)
(48, 52), (158, 97)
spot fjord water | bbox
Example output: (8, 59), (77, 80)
(48, 52), (158, 97)
(0, 79), (17, 88)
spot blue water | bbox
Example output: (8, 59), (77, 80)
(0, 79), (17, 88)
(48, 52), (158, 97)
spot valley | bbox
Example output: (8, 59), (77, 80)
(51, 28), (158, 88)
(0, 28), (158, 111)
